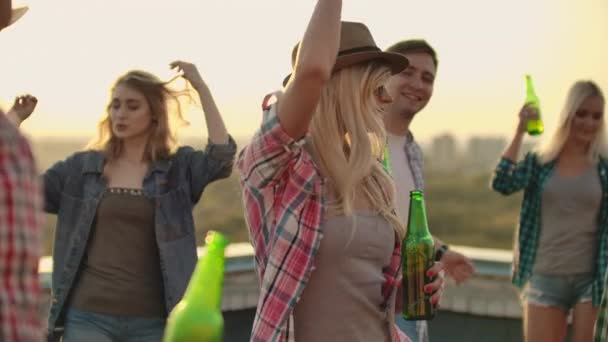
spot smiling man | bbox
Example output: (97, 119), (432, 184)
(383, 39), (476, 342)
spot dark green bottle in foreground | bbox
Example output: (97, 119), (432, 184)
(402, 190), (436, 321)
(525, 74), (544, 136)
(163, 231), (229, 342)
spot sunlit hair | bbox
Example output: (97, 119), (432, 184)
(538, 80), (606, 163)
(87, 70), (189, 162)
(309, 62), (406, 239)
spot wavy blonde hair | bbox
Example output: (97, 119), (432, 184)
(309, 62), (406, 239)
(87, 70), (189, 161)
(538, 80), (606, 163)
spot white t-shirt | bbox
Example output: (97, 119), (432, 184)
(386, 133), (416, 223)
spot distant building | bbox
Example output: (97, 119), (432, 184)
(428, 134), (460, 171)
(464, 136), (507, 172)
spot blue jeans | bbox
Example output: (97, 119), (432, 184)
(521, 273), (593, 311)
(395, 315), (429, 342)
(62, 309), (166, 342)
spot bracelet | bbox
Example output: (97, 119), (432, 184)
(435, 244), (449, 261)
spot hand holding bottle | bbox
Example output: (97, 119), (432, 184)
(523, 74), (544, 135)
(517, 103), (539, 136)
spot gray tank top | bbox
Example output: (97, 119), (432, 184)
(70, 188), (166, 317)
(293, 213), (396, 342)
(533, 167), (602, 275)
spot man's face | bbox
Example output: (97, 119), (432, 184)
(385, 52), (436, 117)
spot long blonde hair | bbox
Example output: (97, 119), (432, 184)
(309, 62), (406, 239)
(538, 80), (606, 163)
(87, 70), (189, 161)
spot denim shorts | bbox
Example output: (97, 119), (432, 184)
(394, 315), (429, 342)
(520, 273), (593, 311)
(63, 308), (166, 342)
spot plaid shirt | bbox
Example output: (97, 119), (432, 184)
(596, 271), (608, 341)
(0, 115), (43, 341)
(238, 94), (408, 342)
(492, 153), (608, 306)
(403, 133), (425, 190)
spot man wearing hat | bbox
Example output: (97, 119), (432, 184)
(0, 1), (43, 341)
(383, 39), (476, 342)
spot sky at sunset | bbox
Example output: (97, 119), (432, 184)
(1, 0), (606, 145)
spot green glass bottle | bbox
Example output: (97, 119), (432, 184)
(163, 231), (229, 342)
(402, 190), (436, 320)
(525, 74), (544, 136)
(382, 144), (391, 174)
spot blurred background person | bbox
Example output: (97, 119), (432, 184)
(492, 80), (607, 342)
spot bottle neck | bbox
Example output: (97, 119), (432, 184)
(407, 195), (431, 237)
(526, 77), (537, 99)
(183, 245), (226, 310)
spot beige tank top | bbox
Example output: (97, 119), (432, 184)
(293, 212), (396, 342)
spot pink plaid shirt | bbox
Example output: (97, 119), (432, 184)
(0, 114), (43, 342)
(238, 94), (409, 342)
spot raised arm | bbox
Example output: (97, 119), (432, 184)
(170, 61), (230, 145)
(279, 0), (342, 139)
(5, 94), (37, 128)
(502, 104), (534, 162)
(491, 104), (537, 195)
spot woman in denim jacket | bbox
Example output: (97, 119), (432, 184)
(492, 81), (607, 342)
(6, 61), (236, 341)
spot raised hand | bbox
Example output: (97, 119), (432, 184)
(7, 94), (38, 126)
(169, 61), (206, 90)
(517, 103), (538, 135)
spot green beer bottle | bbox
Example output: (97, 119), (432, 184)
(525, 74), (544, 136)
(402, 190), (436, 320)
(163, 231), (229, 342)
(382, 144), (391, 174)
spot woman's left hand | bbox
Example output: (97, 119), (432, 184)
(170, 60), (206, 90)
(425, 261), (446, 307)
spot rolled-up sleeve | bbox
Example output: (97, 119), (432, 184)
(181, 136), (237, 204)
(237, 103), (306, 189)
(491, 153), (535, 196)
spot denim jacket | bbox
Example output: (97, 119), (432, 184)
(43, 137), (236, 338)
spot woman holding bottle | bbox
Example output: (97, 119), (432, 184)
(492, 80), (607, 342)
(237, 1), (444, 341)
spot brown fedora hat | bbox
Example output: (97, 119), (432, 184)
(283, 21), (408, 86)
(1, 3), (28, 30)
(9, 6), (28, 26)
